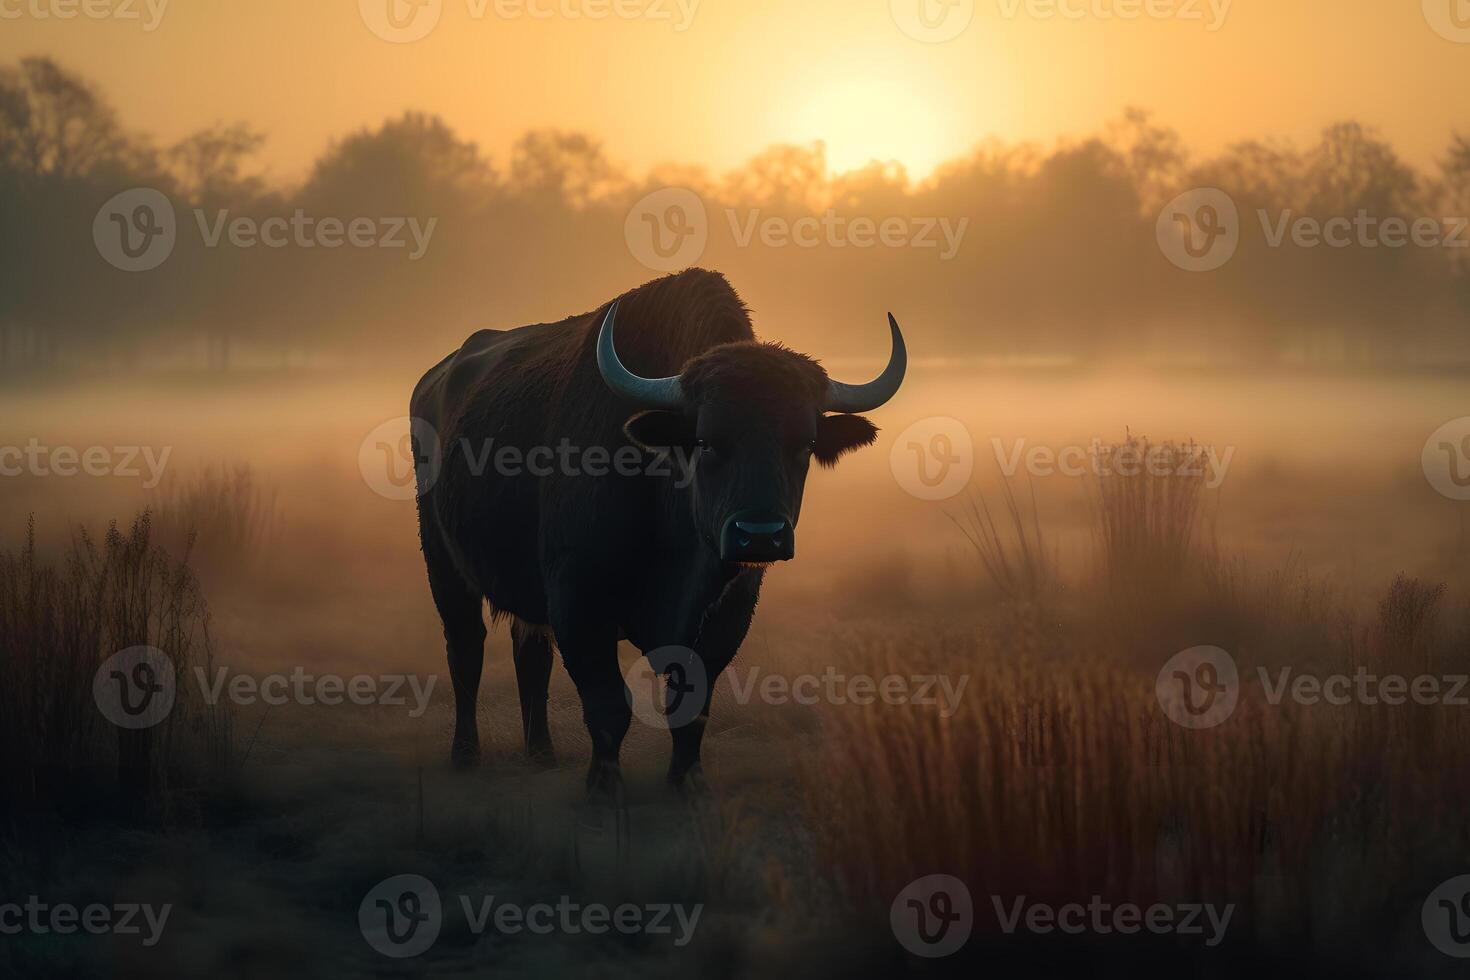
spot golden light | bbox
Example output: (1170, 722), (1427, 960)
(783, 72), (965, 180)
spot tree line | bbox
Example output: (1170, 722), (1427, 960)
(2, 57), (1467, 376)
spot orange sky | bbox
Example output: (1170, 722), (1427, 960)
(2, 0), (1468, 183)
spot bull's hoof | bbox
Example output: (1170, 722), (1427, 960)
(585, 760), (625, 807)
(450, 738), (481, 770)
(669, 762), (710, 801)
(527, 742), (558, 770)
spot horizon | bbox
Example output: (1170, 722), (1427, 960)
(2, 1), (1468, 184)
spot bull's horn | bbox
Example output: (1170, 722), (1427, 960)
(596, 301), (683, 408)
(825, 313), (907, 413)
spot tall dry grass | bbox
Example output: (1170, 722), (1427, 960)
(150, 463), (279, 577)
(1087, 434), (1211, 598)
(805, 436), (1470, 967)
(0, 512), (233, 840)
(950, 475), (1056, 609)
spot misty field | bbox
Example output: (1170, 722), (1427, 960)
(2, 365), (1469, 977)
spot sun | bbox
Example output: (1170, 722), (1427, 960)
(784, 74), (963, 181)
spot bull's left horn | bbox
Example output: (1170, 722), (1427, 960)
(596, 301), (683, 408)
(824, 313), (908, 413)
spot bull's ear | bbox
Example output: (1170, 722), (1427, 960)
(624, 410), (695, 451)
(814, 413), (878, 467)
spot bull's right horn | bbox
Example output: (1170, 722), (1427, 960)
(824, 313), (907, 413)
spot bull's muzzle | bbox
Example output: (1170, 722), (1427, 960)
(719, 513), (795, 563)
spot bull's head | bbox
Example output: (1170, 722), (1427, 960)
(597, 302), (906, 564)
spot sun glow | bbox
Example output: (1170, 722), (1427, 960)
(785, 75), (965, 182)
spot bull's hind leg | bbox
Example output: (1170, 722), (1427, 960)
(421, 535), (487, 768)
(511, 619), (556, 766)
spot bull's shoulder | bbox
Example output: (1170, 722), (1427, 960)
(411, 320), (574, 426)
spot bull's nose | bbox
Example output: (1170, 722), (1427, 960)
(720, 513), (795, 563)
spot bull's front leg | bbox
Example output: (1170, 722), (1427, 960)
(552, 616), (630, 803)
(668, 568), (763, 793)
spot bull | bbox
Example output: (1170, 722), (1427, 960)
(410, 269), (906, 800)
